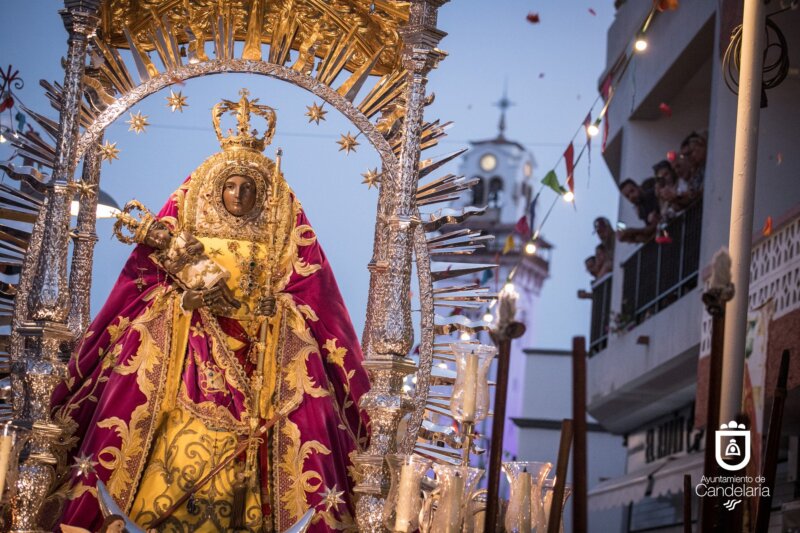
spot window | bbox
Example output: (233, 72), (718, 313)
(471, 176), (485, 206)
(488, 177), (504, 208)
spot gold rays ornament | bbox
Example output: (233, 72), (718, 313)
(166, 90), (188, 112)
(361, 168), (381, 189)
(99, 140), (120, 162)
(305, 102), (328, 124)
(337, 132), (359, 154)
(126, 111), (150, 134)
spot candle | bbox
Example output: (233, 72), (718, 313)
(516, 469), (533, 533)
(542, 490), (553, 529)
(440, 470), (465, 533)
(0, 424), (13, 497)
(394, 462), (417, 532)
(461, 351), (478, 422)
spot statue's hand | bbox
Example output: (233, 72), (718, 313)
(183, 283), (241, 314)
(183, 231), (205, 256)
(182, 289), (205, 311)
(257, 295), (276, 317)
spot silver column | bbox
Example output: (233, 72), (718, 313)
(10, 2), (100, 531)
(354, 1), (448, 530)
(67, 132), (103, 340)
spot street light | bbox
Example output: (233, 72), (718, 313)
(70, 188), (121, 218)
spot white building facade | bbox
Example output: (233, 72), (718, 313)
(586, 3), (800, 531)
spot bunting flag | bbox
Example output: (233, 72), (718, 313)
(480, 267), (494, 286)
(0, 95), (14, 113)
(600, 74), (613, 153)
(514, 215), (531, 240)
(14, 111), (25, 132)
(502, 234), (515, 255)
(529, 193), (539, 231)
(584, 113), (592, 184)
(563, 142), (575, 194)
(541, 170), (567, 195)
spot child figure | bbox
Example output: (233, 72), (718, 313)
(113, 200), (231, 294)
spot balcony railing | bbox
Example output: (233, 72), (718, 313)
(621, 201), (703, 326)
(589, 273), (612, 355)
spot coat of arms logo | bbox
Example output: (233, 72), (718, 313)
(715, 421), (751, 471)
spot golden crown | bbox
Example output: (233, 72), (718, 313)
(212, 89), (276, 153)
(113, 200), (159, 245)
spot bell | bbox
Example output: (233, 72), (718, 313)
(725, 438), (741, 457)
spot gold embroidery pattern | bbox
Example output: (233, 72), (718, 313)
(130, 407), (262, 532)
(99, 292), (176, 512)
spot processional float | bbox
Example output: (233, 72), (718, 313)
(0, 1), (541, 531)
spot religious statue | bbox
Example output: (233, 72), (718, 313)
(51, 90), (370, 532)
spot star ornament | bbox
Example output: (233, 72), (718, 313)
(166, 90), (188, 113)
(99, 140), (120, 163)
(126, 111), (150, 134)
(305, 102), (327, 124)
(72, 453), (98, 478)
(361, 168), (382, 189)
(319, 485), (345, 513)
(337, 132), (359, 154)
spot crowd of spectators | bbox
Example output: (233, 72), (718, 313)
(584, 131), (707, 281)
(617, 131), (706, 244)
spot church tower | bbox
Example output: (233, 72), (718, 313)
(451, 90), (551, 461)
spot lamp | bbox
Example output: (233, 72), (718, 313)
(70, 188), (121, 218)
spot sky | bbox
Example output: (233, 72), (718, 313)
(0, 1), (620, 350)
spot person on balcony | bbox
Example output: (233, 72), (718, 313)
(681, 131), (707, 193)
(593, 216), (616, 258)
(617, 178), (660, 243)
(585, 255), (598, 278)
(594, 244), (613, 278)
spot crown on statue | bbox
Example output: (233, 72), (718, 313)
(113, 200), (159, 245)
(212, 89), (277, 153)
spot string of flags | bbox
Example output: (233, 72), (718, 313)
(487, 0), (677, 309)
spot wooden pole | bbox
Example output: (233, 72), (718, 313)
(754, 349), (791, 533)
(572, 337), (588, 533)
(683, 474), (692, 533)
(700, 284), (730, 533)
(484, 321), (525, 533)
(547, 419), (574, 533)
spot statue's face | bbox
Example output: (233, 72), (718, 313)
(144, 222), (171, 249)
(222, 174), (257, 216)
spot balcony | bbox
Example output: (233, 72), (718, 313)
(620, 201), (702, 326)
(587, 202), (704, 433)
(589, 273), (612, 355)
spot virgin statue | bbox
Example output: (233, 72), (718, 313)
(51, 90), (370, 532)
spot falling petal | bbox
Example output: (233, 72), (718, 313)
(776, 152), (783, 166)
(588, 8), (597, 15)
(526, 12), (541, 23)
(659, 102), (672, 118)
(666, 150), (677, 162)
(762, 216), (773, 237)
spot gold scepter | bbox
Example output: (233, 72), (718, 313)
(234, 148), (285, 528)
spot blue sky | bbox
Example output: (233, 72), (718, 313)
(1, 1), (620, 350)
